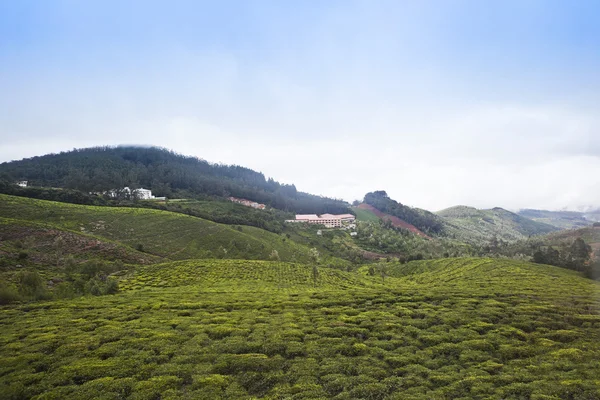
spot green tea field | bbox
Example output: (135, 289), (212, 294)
(0, 195), (318, 263)
(1, 258), (600, 399)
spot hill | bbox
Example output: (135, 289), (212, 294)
(2, 257), (600, 399)
(544, 225), (600, 258)
(356, 203), (430, 238)
(0, 146), (350, 214)
(0, 194), (327, 264)
(363, 191), (444, 235)
(518, 209), (594, 229)
(437, 205), (559, 245)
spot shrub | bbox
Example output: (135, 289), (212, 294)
(16, 271), (50, 300)
(0, 283), (21, 304)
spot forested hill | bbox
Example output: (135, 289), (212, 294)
(0, 146), (349, 214)
(363, 191), (445, 235)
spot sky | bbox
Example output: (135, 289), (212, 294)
(1, 0), (599, 211)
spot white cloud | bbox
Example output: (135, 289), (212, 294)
(1, 1), (598, 212)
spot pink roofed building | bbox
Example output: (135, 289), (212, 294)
(286, 213), (356, 228)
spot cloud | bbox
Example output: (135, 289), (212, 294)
(0, 1), (599, 211)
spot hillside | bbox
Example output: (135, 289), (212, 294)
(363, 191), (444, 235)
(518, 208), (594, 229)
(437, 205), (559, 245)
(2, 258), (600, 399)
(0, 194), (324, 264)
(357, 203), (430, 238)
(0, 146), (350, 214)
(544, 225), (600, 258)
(352, 206), (380, 222)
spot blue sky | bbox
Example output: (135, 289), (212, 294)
(1, 1), (599, 210)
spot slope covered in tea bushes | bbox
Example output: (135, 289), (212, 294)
(0, 194), (326, 264)
(1, 258), (600, 399)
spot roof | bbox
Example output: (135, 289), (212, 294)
(295, 214), (320, 220)
(295, 214), (355, 221)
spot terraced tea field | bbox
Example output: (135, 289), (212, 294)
(1, 258), (600, 399)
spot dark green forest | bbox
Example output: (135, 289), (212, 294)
(0, 146), (350, 214)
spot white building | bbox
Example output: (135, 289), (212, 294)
(286, 213), (356, 228)
(16, 181), (28, 187)
(107, 187), (156, 200)
(133, 188), (154, 200)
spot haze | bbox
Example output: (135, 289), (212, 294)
(1, 1), (599, 211)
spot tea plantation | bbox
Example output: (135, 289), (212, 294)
(0, 195), (322, 264)
(2, 257), (600, 399)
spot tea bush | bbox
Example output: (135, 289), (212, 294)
(1, 258), (600, 399)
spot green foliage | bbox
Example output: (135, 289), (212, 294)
(364, 191), (444, 234)
(0, 146), (350, 214)
(438, 205), (559, 246)
(16, 271), (50, 300)
(354, 220), (471, 259)
(155, 199), (291, 234)
(0, 283), (21, 304)
(1, 257), (599, 399)
(0, 194), (325, 264)
(353, 207), (380, 222)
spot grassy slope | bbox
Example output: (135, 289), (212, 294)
(0, 194), (317, 263)
(2, 258), (600, 399)
(352, 206), (380, 222)
(0, 217), (162, 264)
(437, 206), (559, 245)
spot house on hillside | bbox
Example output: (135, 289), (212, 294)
(16, 181), (28, 187)
(134, 188), (154, 200)
(229, 197), (266, 209)
(106, 187), (158, 200)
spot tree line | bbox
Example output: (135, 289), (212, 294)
(0, 146), (350, 214)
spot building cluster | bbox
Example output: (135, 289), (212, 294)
(286, 213), (356, 229)
(229, 197), (266, 210)
(106, 187), (166, 201)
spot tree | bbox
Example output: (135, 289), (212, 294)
(311, 264), (319, 287)
(269, 249), (280, 261)
(377, 263), (389, 283)
(309, 248), (320, 264)
(53, 235), (65, 266)
(564, 238), (592, 272)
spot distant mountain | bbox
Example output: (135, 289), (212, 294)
(437, 205), (559, 245)
(517, 209), (595, 229)
(585, 209), (600, 222)
(0, 146), (350, 214)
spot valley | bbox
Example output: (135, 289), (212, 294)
(1, 146), (599, 399)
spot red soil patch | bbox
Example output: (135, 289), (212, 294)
(357, 203), (431, 239)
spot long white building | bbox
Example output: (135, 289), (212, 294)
(286, 213), (356, 228)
